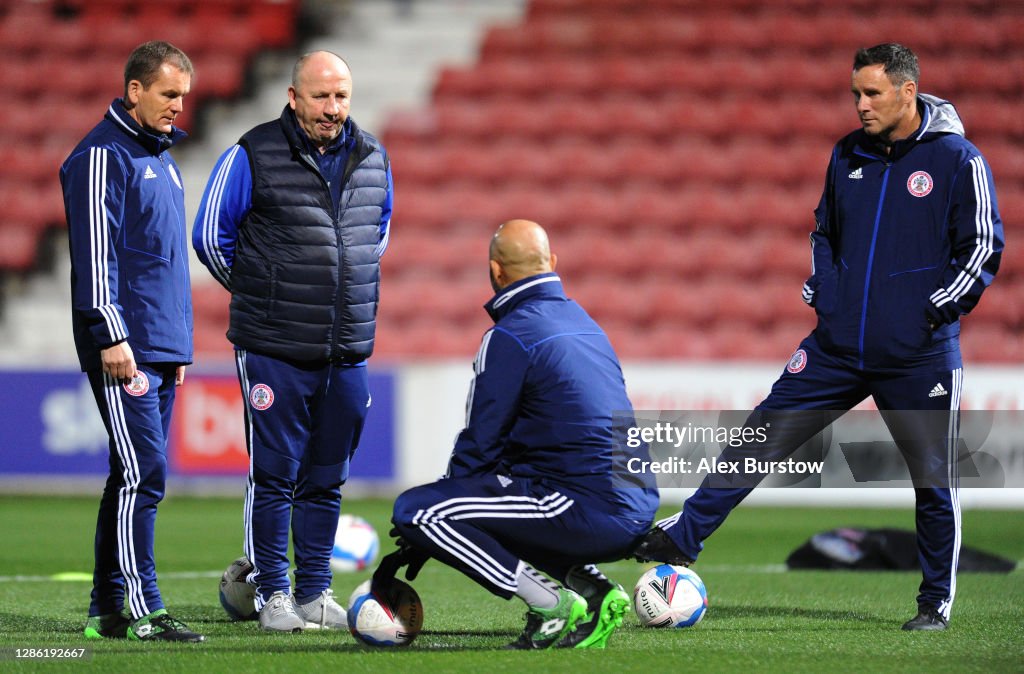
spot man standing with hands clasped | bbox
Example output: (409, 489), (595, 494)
(62, 40), (203, 642)
(193, 50), (393, 632)
(634, 44), (1003, 632)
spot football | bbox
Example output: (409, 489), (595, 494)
(347, 578), (423, 647)
(633, 564), (708, 628)
(331, 514), (380, 573)
(219, 556), (257, 621)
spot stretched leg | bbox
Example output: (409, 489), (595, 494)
(647, 335), (867, 562)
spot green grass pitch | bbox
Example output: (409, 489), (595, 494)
(0, 495), (1021, 673)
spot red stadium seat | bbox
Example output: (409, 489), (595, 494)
(0, 6), (52, 55)
(0, 228), (40, 270)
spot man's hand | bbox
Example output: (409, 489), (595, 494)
(373, 529), (429, 585)
(176, 365), (186, 386)
(100, 342), (137, 381)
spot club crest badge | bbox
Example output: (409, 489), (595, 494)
(786, 348), (808, 374)
(123, 371), (149, 397)
(249, 383), (274, 411)
(907, 171), (933, 197)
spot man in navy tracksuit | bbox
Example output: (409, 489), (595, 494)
(634, 44), (1003, 631)
(380, 220), (659, 649)
(193, 51), (392, 632)
(61, 42), (203, 642)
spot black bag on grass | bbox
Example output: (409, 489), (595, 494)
(786, 527), (1016, 572)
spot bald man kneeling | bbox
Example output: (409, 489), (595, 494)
(378, 220), (659, 650)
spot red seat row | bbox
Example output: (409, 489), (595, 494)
(390, 183), (820, 234)
(437, 54), (1022, 101)
(388, 136), (831, 187)
(481, 13), (1024, 57)
(364, 274), (1024, 362)
(388, 97), (848, 142)
(528, 0), (1012, 16)
(0, 1), (298, 55)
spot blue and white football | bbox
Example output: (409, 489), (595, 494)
(330, 514), (380, 573)
(633, 564), (708, 628)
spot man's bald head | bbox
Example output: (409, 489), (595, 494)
(291, 50), (350, 89)
(488, 219), (557, 292)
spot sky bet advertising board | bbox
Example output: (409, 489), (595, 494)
(0, 369), (395, 482)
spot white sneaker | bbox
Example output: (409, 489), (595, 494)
(294, 589), (347, 629)
(258, 591), (306, 633)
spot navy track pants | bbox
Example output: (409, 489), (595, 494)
(659, 333), (962, 618)
(87, 364), (178, 619)
(235, 350), (370, 605)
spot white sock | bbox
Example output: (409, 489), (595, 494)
(565, 564), (613, 601)
(514, 562), (561, 609)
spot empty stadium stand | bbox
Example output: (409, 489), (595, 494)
(375, 0), (1022, 361)
(0, 0), (1019, 364)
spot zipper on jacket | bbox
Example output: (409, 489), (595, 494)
(327, 140), (368, 361)
(298, 135), (373, 362)
(295, 150), (343, 361)
(858, 163), (890, 369)
(159, 153), (191, 343)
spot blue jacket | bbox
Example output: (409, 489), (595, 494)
(804, 94), (1003, 371)
(446, 273), (659, 520)
(61, 99), (193, 372)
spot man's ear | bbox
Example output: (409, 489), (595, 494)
(549, 252), (558, 272)
(902, 79), (917, 104)
(125, 79), (142, 107)
(489, 259), (504, 286)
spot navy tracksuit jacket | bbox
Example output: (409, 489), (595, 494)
(393, 274), (659, 597)
(61, 99), (193, 620)
(661, 94), (1003, 621)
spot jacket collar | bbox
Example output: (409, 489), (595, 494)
(853, 93), (965, 160)
(105, 98), (185, 155)
(279, 105), (354, 158)
(485, 273), (564, 322)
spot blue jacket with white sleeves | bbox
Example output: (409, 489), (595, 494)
(446, 273), (659, 520)
(60, 98), (193, 372)
(804, 94), (1003, 371)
